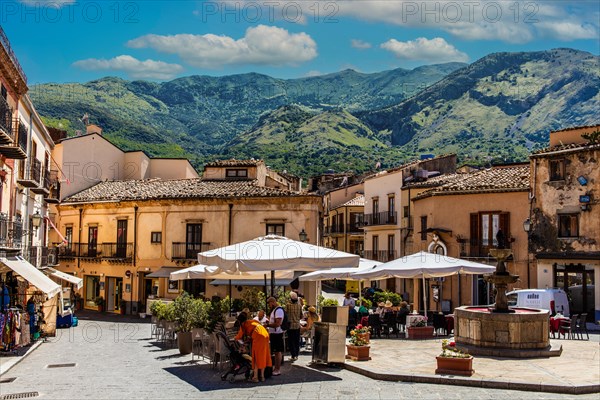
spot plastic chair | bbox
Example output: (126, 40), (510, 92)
(213, 332), (231, 370)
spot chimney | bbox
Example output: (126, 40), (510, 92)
(86, 124), (103, 135)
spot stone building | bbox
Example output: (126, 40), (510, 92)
(529, 125), (600, 322)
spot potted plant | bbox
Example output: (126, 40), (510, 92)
(172, 292), (196, 355)
(346, 324), (371, 361)
(435, 340), (474, 376)
(407, 315), (434, 339)
(94, 296), (105, 312)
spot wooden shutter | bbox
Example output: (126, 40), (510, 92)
(470, 213), (479, 256)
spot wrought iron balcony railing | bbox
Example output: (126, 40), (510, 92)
(172, 242), (211, 260)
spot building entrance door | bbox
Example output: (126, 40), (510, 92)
(106, 277), (124, 312)
(554, 264), (595, 322)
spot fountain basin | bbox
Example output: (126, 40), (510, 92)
(454, 306), (562, 358)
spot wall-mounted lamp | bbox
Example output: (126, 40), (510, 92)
(299, 229), (308, 243)
(31, 211), (42, 228)
(523, 218), (531, 233)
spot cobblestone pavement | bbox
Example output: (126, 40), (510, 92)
(1, 313), (597, 400)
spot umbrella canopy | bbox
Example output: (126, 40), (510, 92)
(198, 235), (360, 273)
(169, 263), (294, 281)
(352, 251), (496, 313)
(352, 251), (496, 280)
(299, 258), (382, 281)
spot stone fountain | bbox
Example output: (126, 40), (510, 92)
(454, 249), (561, 357)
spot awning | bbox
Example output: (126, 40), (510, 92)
(45, 268), (83, 289)
(210, 272), (302, 287)
(0, 256), (61, 298)
(147, 266), (181, 278)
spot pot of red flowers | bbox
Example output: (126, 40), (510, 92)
(346, 324), (371, 361)
(435, 339), (474, 376)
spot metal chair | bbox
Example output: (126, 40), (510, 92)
(213, 331), (231, 370)
(576, 313), (589, 340)
(396, 311), (408, 333)
(559, 315), (578, 340)
(191, 328), (204, 361)
(432, 313), (448, 336)
(367, 314), (382, 338)
(381, 311), (398, 338)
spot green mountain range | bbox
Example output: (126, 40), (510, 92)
(30, 49), (598, 177)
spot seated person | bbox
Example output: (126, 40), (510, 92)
(253, 309), (269, 325)
(397, 301), (410, 316)
(375, 302), (385, 315)
(300, 306), (320, 334)
(358, 301), (369, 316)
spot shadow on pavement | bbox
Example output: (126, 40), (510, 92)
(75, 310), (149, 324)
(164, 363), (342, 391)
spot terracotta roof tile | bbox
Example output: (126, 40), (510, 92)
(404, 173), (468, 188)
(63, 178), (308, 203)
(415, 165), (529, 199)
(204, 159), (262, 168)
(332, 195), (365, 210)
(531, 142), (600, 157)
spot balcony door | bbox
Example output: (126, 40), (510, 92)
(116, 219), (128, 258)
(88, 226), (98, 257)
(186, 223), (202, 259)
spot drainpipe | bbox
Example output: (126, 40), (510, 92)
(23, 111), (33, 258)
(77, 208), (82, 270)
(133, 205), (138, 314)
(228, 204), (233, 313)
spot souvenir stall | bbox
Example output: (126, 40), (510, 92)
(45, 268), (83, 328)
(0, 256), (61, 353)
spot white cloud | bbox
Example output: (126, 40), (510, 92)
(20, 0), (75, 7)
(381, 37), (469, 63)
(127, 25), (317, 69)
(304, 70), (323, 77)
(73, 55), (184, 80)
(218, 1), (599, 44)
(351, 39), (372, 50)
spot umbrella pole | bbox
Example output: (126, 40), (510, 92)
(271, 271), (275, 299)
(229, 279), (232, 315)
(264, 274), (268, 311)
(422, 275), (427, 319)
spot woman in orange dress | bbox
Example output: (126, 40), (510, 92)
(235, 312), (272, 382)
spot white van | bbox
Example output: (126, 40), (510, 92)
(506, 289), (570, 317)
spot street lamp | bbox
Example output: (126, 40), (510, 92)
(299, 229), (308, 243)
(522, 218), (531, 233)
(31, 211), (42, 229)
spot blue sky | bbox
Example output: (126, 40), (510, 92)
(2, 0), (599, 84)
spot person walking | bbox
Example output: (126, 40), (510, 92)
(286, 292), (303, 362)
(267, 297), (284, 376)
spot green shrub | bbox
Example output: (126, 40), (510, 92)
(372, 291), (402, 306)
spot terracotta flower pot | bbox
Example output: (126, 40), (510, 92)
(407, 326), (434, 339)
(178, 331), (193, 355)
(357, 332), (370, 344)
(346, 344), (371, 361)
(435, 356), (474, 376)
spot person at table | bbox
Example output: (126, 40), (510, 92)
(301, 306), (320, 334)
(358, 300), (369, 316)
(253, 309), (269, 325)
(235, 312), (272, 382)
(342, 292), (356, 308)
(375, 302), (386, 315)
(398, 301), (410, 317)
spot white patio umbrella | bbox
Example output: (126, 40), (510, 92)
(298, 258), (382, 281)
(169, 264), (294, 281)
(352, 251), (496, 314)
(198, 235), (360, 273)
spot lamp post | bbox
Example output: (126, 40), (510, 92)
(523, 218), (531, 288)
(299, 228), (308, 243)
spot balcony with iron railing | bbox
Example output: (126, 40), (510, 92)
(0, 95), (14, 142)
(0, 25), (27, 86)
(0, 119), (27, 159)
(27, 246), (53, 268)
(31, 167), (51, 195)
(172, 242), (211, 260)
(464, 238), (515, 259)
(17, 158), (42, 188)
(44, 170), (60, 203)
(101, 242), (133, 260)
(363, 250), (397, 262)
(0, 214), (23, 250)
(362, 211), (397, 227)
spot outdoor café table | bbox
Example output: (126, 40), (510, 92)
(549, 315), (569, 338)
(405, 314), (427, 338)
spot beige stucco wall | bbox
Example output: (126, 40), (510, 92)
(124, 151), (151, 179)
(407, 190), (529, 312)
(549, 126), (599, 147)
(52, 195), (322, 312)
(203, 165), (259, 180)
(148, 159), (198, 180)
(363, 170), (402, 256)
